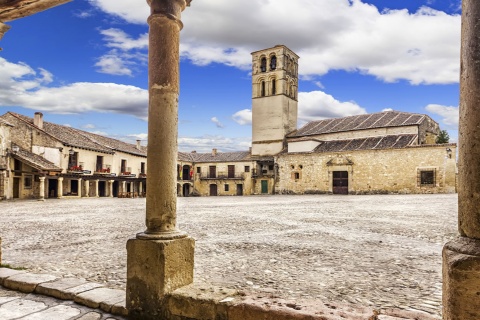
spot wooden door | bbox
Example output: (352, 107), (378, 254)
(333, 171), (348, 195)
(209, 166), (216, 178)
(261, 180), (268, 194)
(209, 184), (217, 196)
(236, 184), (243, 196)
(228, 165), (235, 178)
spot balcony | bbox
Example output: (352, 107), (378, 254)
(94, 164), (111, 175)
(119, 171), (136, 178)
(67, 163), (91, 174)
(199, 172), (245, 180)
(251, 169), (274, 178)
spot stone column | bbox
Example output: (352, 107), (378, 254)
(78, 178), (82, 197)
(84, 180), (89, 197)
(38, 176), (45, 201)
(109, 180), (114, 197)
(443, 1), (480, 319)
(57, 177), (63, 198)
(139, 180), (143, 195)
(130, 181), (134, 197)
(95, 179), (99, 197)
(126, 1), (194, 319)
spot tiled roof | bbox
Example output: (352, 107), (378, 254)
(0, 118), (13, 126)
(191, 151), (252, 163)
(13, 147), (62, 171)
(292, 111), (426, 138)
(7, 112), (146, 157)
(307, 134), (418, 154)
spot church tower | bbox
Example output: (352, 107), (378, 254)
(251, 45), (299, 156)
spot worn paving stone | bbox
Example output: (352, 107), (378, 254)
(3, 273), (57, 293)
(0, 296), (19, 304)
(64, 282), (104, 297)
(0, 299), (46, 319)
(36, 277), (88, 300)
(0, 268), (25, 285)
(20, 304), (81, 320)
(74, 287), (125, 309)
(76, 311), (102, 320)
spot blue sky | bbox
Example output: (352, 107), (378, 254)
(0, 0), (461, 152)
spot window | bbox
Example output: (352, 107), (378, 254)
(14, 159), (21, 171)
(121, 159), (127, 173)
(261, 81), (266, 97)
(24, 175), (33, 189)
(419, 169), (435, 186)
(294, 172), (300, 180)
(269, 165), (274, 171)
(69, 152), (78, 169)
(244, 166), (250, 173)
(96, 155), (103, 172)
(196, 167), (201, 174)
(270, 55), (277, 70)
(209, 166), (216, 178)
(271, 79), (276, 95)
(224, 184), (229, 192)
(260, 57), (267, 72)
(141, 162), (146, 174)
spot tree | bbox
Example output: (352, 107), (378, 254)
(436, 130), (450, 144)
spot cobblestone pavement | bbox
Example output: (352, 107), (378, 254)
(0, 194), (457, 318)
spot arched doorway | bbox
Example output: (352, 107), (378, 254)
(183, 183), (190, 196)
(182, 165), (191, 180)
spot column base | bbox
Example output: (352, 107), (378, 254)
(126, 236), (195, 320)
(443, 237), (480, 320)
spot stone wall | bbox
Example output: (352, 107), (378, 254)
(275, 144), (457, 194)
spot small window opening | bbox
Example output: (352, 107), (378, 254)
(294, 172), (300, 180)
(244, 166), (250, 173)
(419, 169), (435, 186)
(272, 79), (276, 95)
(261, 81), (266, 97)
(260, 57), (267, 72)
(196, 167), (201, 174)
(224, 184), (229, 192)
(270, 56), (277, 70)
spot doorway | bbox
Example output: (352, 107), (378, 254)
(261, 180), (268, 194)
(13, 177), (20, 198)
(183, 184), (190, 196)
(333, 171), (349, 195)
(48, 179), (57, 198)
(236, 184), (243, 196)
(113, 181), (119, 197)
(99, 181), (106, 197)
(209, 184), (217, 196)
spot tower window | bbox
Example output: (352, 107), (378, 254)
(261, 81), (266, 97)
(270, 56), (277, 70)
(272, 79), (276, 95)
(260, 57), (267, 72)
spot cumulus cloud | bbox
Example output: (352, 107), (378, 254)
(95, 29), (148, 76)
(89, 0), (460, 84)
(298, 91), (367, 123)
(232, 109), (252, 125)
(0, 58), (148, 119)
(83, 124), (96, 129)
(211, 117), (224, 128)
(425, 104), (459, 128)
(178, 135), (251, 153)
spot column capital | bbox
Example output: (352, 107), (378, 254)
(147, 0), (191, 28)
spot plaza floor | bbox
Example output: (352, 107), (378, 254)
(0, 194), (457, 317)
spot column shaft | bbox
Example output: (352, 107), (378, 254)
(38, 177), (45, 201)
(57, 177), (63, 198)
(458, 0), (480, 238)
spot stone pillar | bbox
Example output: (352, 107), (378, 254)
(57, 177), (63, 198)
(84, 180), (89, 197)
(38, 176), (45, 201)
(443, 1), (480, 319)
(130, 181), (134, 197)
(121, 181), (126, 194)
(109, 180), (114, 197)
(94, 179), (99, 197)
(126, 1), (194, 319)
(78, 178), (82, 197)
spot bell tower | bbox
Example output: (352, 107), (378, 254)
(251, 45), (299, 156)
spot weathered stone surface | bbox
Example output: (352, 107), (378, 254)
(127, 237), (195, 319)
(35, 277), (88, 300)
(20, 304), (81, 320)
(99, 292), (125, 313)
(0, 296), (19, 305)
(110, 298), (128, 317)
(443, 237), (480, 320)
(76, 311), (102, 320)
(74, 287), (125, 309)
(0, 267), (25, 285)
(0, 299), (46, 319)
(2, 272), (57, 293)
(63, 282), (104, 296)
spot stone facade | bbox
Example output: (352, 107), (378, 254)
(276, 144), (456, 195)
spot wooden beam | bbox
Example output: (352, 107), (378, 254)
(0, 0), (71, 22)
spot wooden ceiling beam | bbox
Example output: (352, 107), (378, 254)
(0, 0), (71, 22)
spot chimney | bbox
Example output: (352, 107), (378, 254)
(191, 150), (196, 153)
(249, 147), (252, 153)
(212, 148), (217, 156)
(136, 139), (141, 149)
(34, 112), (43, 130)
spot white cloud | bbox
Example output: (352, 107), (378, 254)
(425, 104), (459, 128)
(95, 52), (133, 76)
(83, 124), (96, 129)
(100, 28), (148, 51)
(232, 109), (252, 125)
(382, 108), (394, 112)
(178, 135), (251, 153)
(90, 0), (461, 84)
(298, 91), (367, 123)
(0, 57), (148, 119)
(211, 117), (224, 128)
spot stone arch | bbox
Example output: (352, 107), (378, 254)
(260, 56), (267, 72)
(269, 53), (277, 70)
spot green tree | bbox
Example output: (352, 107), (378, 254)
(436, 130), (450, 144)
